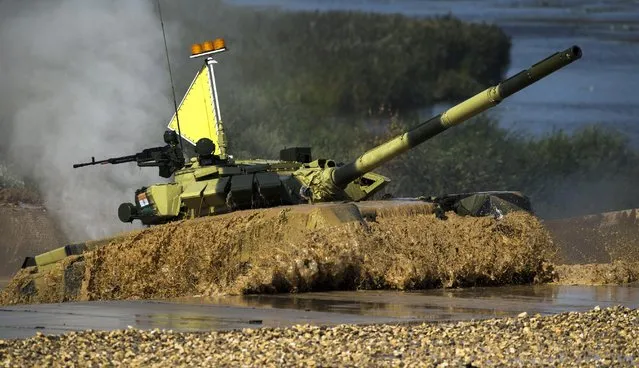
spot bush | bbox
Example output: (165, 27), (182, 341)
(162, 2), (510, 156)
(167, 4), (510, 116)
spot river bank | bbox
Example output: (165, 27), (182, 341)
(2, 305), (637, 366)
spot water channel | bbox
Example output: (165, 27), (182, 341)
(1, 284), (638, 339)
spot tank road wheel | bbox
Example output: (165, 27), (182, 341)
(118, 203), (138, 223)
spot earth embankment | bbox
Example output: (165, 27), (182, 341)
(545, 209), (639, 286)
(0, 188), (66, 277)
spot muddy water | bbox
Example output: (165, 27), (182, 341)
(230, 0), (639, 142)
(1, 284), (637, 339)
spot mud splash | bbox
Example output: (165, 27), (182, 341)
(1, 210), (556, 305)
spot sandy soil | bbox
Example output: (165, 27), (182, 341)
(0, 188), (42, 206)
(553, 261), (639, 285)
(545, 209), (639, 265)
(0, 188), (66, 277)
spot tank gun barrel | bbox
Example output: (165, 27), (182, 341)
(332, 45), (582, 187)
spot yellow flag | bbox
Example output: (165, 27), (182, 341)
(167, 65), (222, 154)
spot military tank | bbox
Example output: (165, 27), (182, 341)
(72, 40), (580, 227)
(20, 40), (581, 280)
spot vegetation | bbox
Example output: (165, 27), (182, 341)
(167, 1), (510, 115)
(165, 1), (511, 158)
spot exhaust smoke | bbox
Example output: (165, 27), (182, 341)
(0, 0), (176, 240)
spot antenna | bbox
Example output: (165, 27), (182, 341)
(156, 0), (184, 154)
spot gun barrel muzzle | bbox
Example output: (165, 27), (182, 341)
(498, 45), (582, 99)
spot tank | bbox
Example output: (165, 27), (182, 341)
(72, 43), (582, 226)
(15, 42), (582, 293)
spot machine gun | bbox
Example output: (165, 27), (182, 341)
(73, 130), (185, 178)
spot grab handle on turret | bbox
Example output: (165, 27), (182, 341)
(331, 45), (582, 187)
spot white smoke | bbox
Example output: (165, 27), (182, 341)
(0, 0), (176, 240)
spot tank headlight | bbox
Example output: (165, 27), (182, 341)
(190, 38), (228, 58)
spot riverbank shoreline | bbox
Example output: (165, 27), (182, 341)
(2, 305), (636, 366)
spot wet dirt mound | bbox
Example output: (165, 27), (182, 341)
(11, 210), (554, 303)
(545, 209), (639, 264)
(553, 261), (639, 285)
(542, 209), (639, 285)
(0, 188), (66, 277)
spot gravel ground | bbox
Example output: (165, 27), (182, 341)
(1, 306), (637, 367)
